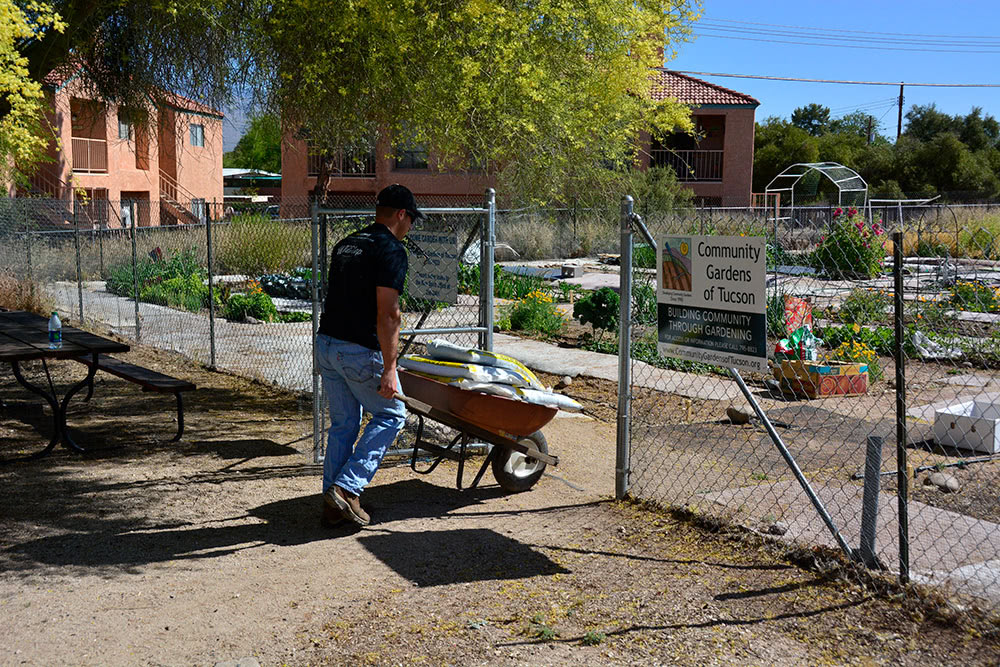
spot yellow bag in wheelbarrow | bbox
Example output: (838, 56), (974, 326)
(424, 339), (545, 390)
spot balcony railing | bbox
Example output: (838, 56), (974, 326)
(71, 137), (108, 173)
(308, 150), (377, 178)
(650, 149), (723, 182)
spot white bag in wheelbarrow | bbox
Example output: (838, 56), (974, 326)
(399, 355), (539, 388)
(425, 339), (545, 390)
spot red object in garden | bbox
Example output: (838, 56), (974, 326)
(784, 295), (813, 336)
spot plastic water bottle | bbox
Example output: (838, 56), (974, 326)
(48, 311), (62, 349)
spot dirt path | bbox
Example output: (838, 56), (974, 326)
(2, 346), (998, 665)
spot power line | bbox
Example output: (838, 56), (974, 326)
(700, 16), (1000, 42)
(690, 32), (1000, 55)
(696, 23), (1000, 49)
(667, 69), (1000, 88)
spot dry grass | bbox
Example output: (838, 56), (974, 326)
(0, 273), (54, 314)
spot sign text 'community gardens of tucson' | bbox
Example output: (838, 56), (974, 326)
(656, 235), (767, 373)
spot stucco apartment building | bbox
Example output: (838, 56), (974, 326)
(280, 71), (758, 209)
(12, 66), (224, 229)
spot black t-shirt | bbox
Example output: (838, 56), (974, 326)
(318, 223), (408, 350)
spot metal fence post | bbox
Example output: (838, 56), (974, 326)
(483, 188), (496, 352)
(311, 201), (323, 464)
(859, 435), (884, 569)
(206, 204), (217, 369)
(130, 204), (141, 341)
(73, 201), (84, 322)
(616, 195), (635, 500)
(893, 230), (910, 583)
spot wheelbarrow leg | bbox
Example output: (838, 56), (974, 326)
(468, 445), (499, 490)
(456, 434), (468, 490)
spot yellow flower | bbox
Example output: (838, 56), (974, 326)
(852, 323), (861, 333)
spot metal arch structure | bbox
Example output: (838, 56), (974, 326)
(765, 162), (868, 219)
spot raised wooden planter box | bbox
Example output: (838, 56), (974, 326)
(774, 359), (869, 399)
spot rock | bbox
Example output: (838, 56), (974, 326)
(554, 375), (573, 389)
(245, 315), (261, 325)
(764, 521), (788, 536)
(726, 407), (751, 425)
(927, 471), (960, 493)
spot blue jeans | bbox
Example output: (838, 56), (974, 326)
(316, 334), (406, 496)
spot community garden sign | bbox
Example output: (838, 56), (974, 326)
(657, 235), (767, 373)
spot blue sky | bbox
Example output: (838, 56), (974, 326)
(225, 1), (1000, 150)
(670, 0), (1000, 135)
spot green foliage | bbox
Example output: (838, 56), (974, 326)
(819, 325), (896, 357)
(263, 0), (699, 205)
(766, 291), (787, 339)
(829, 340), (883, 382)
(507, 291), (565, 337)
(140, 274), (216, 313)
(949, 280), (1000, 313)
(456, 264), (549, 300)
(791, 103), (831, 136)
(620, 165), (695, 213)
(581, 631), (605, 646)
(224, 288), (279, 322)
(837, 288), (891, 325)
(223, 114), (281, 173)
(812, 208), (887, 279)
(106, 248), (205, 297)
(581, 333), (721, 375)
(574, 287), (619, 335)
(958, 215), (1000, 259)
(634, 282), (657, 325)
(216, 214), (310, 278)
(633, 244), (656, 269)
(277, 310), (312, 323)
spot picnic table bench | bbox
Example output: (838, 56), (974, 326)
(73, 354), (195, 441)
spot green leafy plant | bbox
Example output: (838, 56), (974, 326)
(949, 280), (1000, 313)
(455, 264), (548, 300)
(215, 214), (309, 277)
(581, 631), (605, 646)
(838, 288), (891, 325)
(633, 282), (657, 325)
(277, 311), (312, 323)
(766, 290), (787, 339)
(223, 281), (279, 321)
(507, 290), (565, 336)
(633, 243), (656, 269)
(812, 207), (887, 279)
(818, 324), (896, 357)
(829, 339), (883, 381)
(140, 274), (216, 313)
(574, 287), (620, 336)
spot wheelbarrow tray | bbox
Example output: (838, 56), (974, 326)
(398, 369), (557, 438)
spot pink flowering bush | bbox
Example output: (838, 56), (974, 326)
(813, 207), (887, 279)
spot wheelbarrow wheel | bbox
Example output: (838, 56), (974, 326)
(492, 430), (548, 493)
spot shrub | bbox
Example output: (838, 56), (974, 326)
(838, 288), (891, 325)
(454, 264), (548, 300)
(812, 207), (887, 279)
(507, 290), (565, 336)
(140, 274), (215, 313)
(215, 214), (309, 277)
(633, 282), (657, 325)
(766, 291), (787, 339)
(574, 287), (619, 335)
(949, 280), (1000, 313)
(819, 324), (895, 356)
(106, 248), (204, 297)
(223, 281), (279, 321)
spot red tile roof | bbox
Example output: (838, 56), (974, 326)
(651, 70), (759, 107)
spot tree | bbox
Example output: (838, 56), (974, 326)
(752, 117), (819, 192)
(791, 103), (831, 136)
(904, 104), (956, 142)
(958, 107), (1000, 151)
(830, 111), (884, 143)
(0, 0), (63, 184)
(253, 0), (700, 204)
(223, 114), (281, 173)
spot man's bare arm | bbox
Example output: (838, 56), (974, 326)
(375, 286), (403, 398)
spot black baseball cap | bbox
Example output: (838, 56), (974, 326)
(376, 184), (425, 221)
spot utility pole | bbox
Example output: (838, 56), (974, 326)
(896, 83), (904, 140)
(867, 116), (874, 145)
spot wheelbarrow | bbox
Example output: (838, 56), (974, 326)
(396, 369), (559, 492)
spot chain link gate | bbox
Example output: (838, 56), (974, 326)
(310, 190), (497, 463)
(616, 197), (1000, 612)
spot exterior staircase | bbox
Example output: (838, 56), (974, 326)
(159, 172), (203, 225)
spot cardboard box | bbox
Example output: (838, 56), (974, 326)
(774, 359), (869, 399)
(934, 400), (1000, 454)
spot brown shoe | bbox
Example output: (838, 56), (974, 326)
(321, 501), (345, 528)
(326, 485), (370, 526)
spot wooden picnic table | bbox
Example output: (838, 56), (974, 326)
(0, 310), (129, 461)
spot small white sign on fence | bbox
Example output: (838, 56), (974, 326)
(408, 231), (459, 304)
(657, 235), (767, 374)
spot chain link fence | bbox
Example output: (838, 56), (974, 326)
(619, 200), (1000, 613)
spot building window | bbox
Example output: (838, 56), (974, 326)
(395, 144), (428, 170)
(190, 123), (205, 147)
(118, 116), (132, 140)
